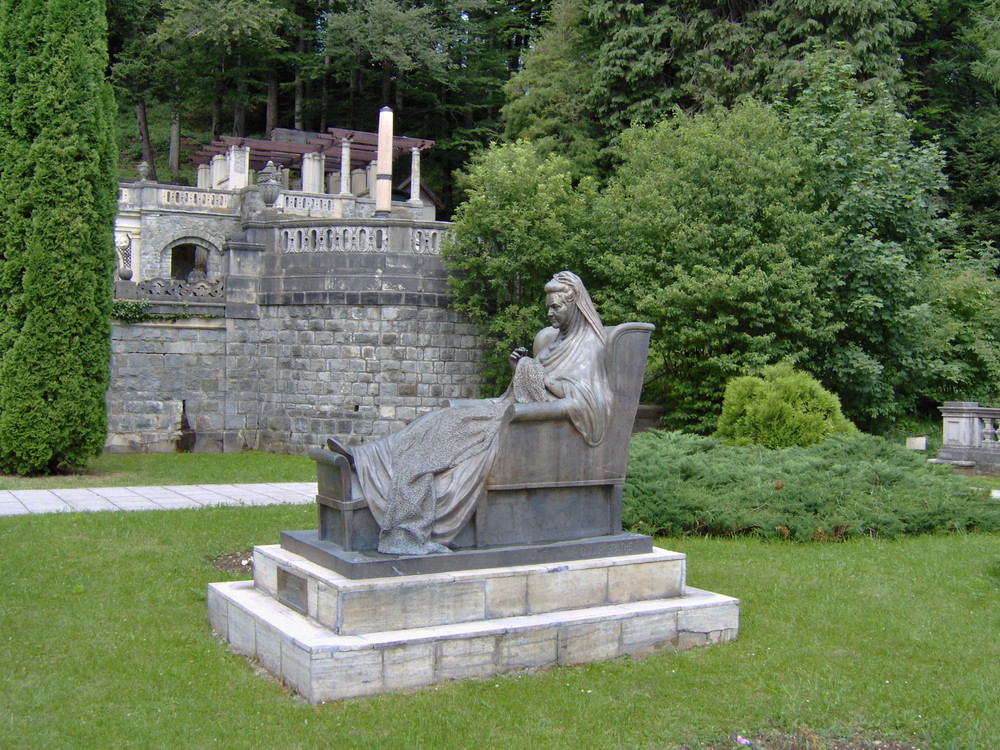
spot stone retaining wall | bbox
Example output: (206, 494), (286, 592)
(106, 304), (482, 454)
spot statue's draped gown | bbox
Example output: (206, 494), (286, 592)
(352, 307), (611, 555)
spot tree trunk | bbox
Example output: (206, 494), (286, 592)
(266, 72), (278, 135)
(294, 31), (305, 129)
(232, 85), (246, 136)
(168, 107), (180, 175)
(134, 99), (158, 181)
(212, 97), (223, 138)
(320, 55), (330, 132)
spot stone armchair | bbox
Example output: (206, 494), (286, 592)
(311, 321), (655, 552)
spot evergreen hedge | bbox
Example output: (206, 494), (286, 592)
(622, 431), (1000, 541)
(714, 364), (857, 448)
(0, 0), (117, 474)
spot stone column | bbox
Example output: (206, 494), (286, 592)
(408, 147), (423, 206)
(339, 137), (352, 195)
(227, 145), (250, 190)
(211, 154), (227, 187)
(196, 163), (211, 189)
(375, 106), (393, 216)
(302, 151), (325, 193)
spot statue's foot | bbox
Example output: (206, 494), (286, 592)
(326, 438), (355, 469)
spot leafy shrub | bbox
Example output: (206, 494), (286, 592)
(588, 99), (838, 432)
(714, 364), (857, 448)
(444, 141), (599, 394)
(622, 430), (1000, 540)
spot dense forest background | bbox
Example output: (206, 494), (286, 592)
(108, 0), (1000, 432)
(108, 0), (552, 211)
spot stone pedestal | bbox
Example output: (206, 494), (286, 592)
(208, 543), (739, 703)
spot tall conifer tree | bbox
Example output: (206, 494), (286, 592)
(0, 0), (117, 474)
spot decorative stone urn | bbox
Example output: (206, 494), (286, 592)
(256, 160), (282, 207)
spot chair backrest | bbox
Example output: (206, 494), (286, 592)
(487, 321), (655, 487)
(601, 322), (655, 471)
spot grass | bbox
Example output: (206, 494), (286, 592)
(1, 502), (997, 749)
(0, 451), (315, 491)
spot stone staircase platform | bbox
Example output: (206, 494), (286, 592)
(208, 544), (739, 702)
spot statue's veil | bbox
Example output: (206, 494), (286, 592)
(547, 271), (605, 342)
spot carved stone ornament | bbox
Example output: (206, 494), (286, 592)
(135, 277), (225, 299)
(115, 233), (133, 280)
(256, 160), (282, 207)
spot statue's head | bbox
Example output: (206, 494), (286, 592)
(544, 272), (604, 339)
(544, 276), (577, 331)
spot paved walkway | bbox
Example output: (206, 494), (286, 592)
(0, 482), (317, 516)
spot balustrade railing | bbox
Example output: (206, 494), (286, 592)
(118, 184), (237, 212)
(278, 193), (339, 215)
(939, 402), (1000, 449)
(281, 225), (389, 253)
(279, 224), (453, 254)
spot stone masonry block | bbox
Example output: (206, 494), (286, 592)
(278, 639), (313, 698)
(227, 603), (257, 657)
(311, 648), (384, 702)
(557, 618), (622, 666)
(496, 627), (558, 672)
(382, 643), (436, 692)
(527, 565), (608, 614)
(607, 558), (685, 603)
(253, 548), (279, 596)
(255, 621), (282, 675)
(434, 635), (498, 682)
(677, 601), (739, 636)
(620, 610), (679, 657)
(483, 573), (528, 619)
(206, 583), (230, 636)
(337, 580), (486, 635)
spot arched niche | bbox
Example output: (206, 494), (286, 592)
(159, 237), (223, 281)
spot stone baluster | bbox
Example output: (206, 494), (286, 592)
(984, 417), (998, 446)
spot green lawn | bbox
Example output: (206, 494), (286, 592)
(1, 503), (996, 749)
(0, 450), (315, 491)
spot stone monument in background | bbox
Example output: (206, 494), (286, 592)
(208, 273), (740, 702)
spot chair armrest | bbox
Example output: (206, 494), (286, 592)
(446, 397), (502, 408)
(507, 399), (573, 422)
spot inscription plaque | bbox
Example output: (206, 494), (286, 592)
(276, 568), (308, 615)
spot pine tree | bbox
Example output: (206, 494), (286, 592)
(0, 0), (118, 474)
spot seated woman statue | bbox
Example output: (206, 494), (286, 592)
(327, 271), (611, 556)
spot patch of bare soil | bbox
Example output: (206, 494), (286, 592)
(207, 550), (254, 576)
(686, 729), (926, 750)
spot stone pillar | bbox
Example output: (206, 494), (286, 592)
(339, 138), (352, 195)
(375, 106), (393, 216)
(211, 154), (227, 187)
(196, 163), (211, 188)
(408, 147), (422, 205)
(351, 168), (366, 196)
(227, 145), (250, 190)
(940, 402), (983, 447)
(302, 152), (326, 194)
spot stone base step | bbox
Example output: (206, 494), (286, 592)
(208, 567), (739, 703)
(928, 458), (976, 467)
(252, 543), (687, 635)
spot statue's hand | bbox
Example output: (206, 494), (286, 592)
(509, 347), (529, 371)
